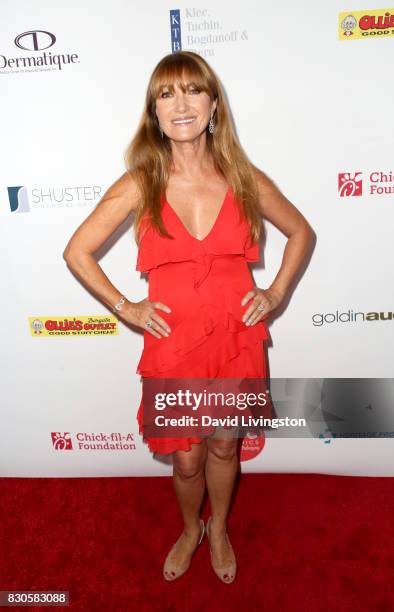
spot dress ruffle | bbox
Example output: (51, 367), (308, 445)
(135, 204), (260, 275)
(136, 299), (270, 455)
(136, 301), (268, 376)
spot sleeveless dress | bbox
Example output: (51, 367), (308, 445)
(135, 185), (271, 454)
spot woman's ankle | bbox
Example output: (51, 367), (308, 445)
(183, 518), (202, 537)
(209, 515), (227, 535)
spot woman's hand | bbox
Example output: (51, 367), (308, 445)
(241, 286), (284, 326)
(118, 298), (172, 338)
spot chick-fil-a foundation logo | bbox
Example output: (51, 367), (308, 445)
(339, 170), (394, 197)
(51, 433), (73, 450)
(51, 432), (137, 451)
(338, 172), (363, 197)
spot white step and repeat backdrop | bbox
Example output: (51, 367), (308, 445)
(1, 1), (393, 476)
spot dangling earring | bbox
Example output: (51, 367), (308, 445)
(208, 113), (215, 134)
(159, 126), (164, 139)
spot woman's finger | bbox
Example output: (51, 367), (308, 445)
(242, 292), (264, 323)
(149, 312), (171, 336)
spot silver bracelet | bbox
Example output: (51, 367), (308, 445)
(113, 294), (127, 313)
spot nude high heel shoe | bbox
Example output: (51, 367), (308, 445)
(163, 518), (205, 581)
(206, 516), (237, 583)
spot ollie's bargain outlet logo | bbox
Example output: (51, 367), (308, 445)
(338, 171), (394, 197)
(51, 432), (136, 451)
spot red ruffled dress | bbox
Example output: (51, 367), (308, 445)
(135, 185), (270, 454)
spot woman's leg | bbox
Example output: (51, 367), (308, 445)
(204, 430), (238, 566)
(172, 440), (208, 531)
(164, 440), (208, 573)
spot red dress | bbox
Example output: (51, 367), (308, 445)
(135, 185), (270, 454)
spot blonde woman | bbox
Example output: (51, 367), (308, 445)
(63, 51), (314, 583)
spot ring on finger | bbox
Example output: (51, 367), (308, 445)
(247, 306), (265, 325)
(146, 320), (153, 328)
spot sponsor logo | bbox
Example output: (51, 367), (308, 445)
(51, 432), (137, 451)
(338, 172), (363, 197)
(240, 431), (266, 461)
(319, 427), (337, 444)
(15, 30), (56, 51)
(338, 171), (394, 197)
(312, 310), (394, 326)
(8, 184), (102, 212)
(51, 433), (72, 450)
(29, 316), (119, 336)
(1, 30), (80, 74)
(339, 8), (394, 40)
(169, 8), (249, 56)
(170, 10), (182, 52)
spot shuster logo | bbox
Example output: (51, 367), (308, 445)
(14, 30), (56, 51)
(8, 183), (102, 212)
(8, 186), (29, 212)
(51, 433), (73, 450)
(338, 172), (363, 197)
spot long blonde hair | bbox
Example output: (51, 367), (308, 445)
(124, 50), (263, 247)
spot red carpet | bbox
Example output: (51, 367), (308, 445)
(1, 473), (393, 611)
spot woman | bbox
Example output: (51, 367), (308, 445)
(63, 50), (314, 584)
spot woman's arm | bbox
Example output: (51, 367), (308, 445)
(255, 167), (315, 301)
(63, 171), (171, 338)
(63, 171), (140, 312)
(241, 168), (315, 325)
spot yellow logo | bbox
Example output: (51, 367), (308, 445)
(28, 315), (119, 336)
(339, 8), (394, 39)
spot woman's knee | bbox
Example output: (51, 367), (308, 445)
(206, 438), (238, 461)
(173, 443), (207, 479)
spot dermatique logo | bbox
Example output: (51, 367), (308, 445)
(312, 310), (394, 326)
(0, 30), (80, 75)
(338, 171), (394, 197)
(7, 184), (103, 212)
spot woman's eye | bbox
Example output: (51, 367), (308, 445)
(160, 89), (200, 97)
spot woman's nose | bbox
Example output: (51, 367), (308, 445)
(174, 92), (188, 111)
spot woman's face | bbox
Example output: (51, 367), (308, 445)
(155, 81), (217, 143)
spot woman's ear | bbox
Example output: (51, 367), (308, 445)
(212, 97), (218, 115)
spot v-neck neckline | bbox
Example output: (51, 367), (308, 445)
(163, 185), (230, 243)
